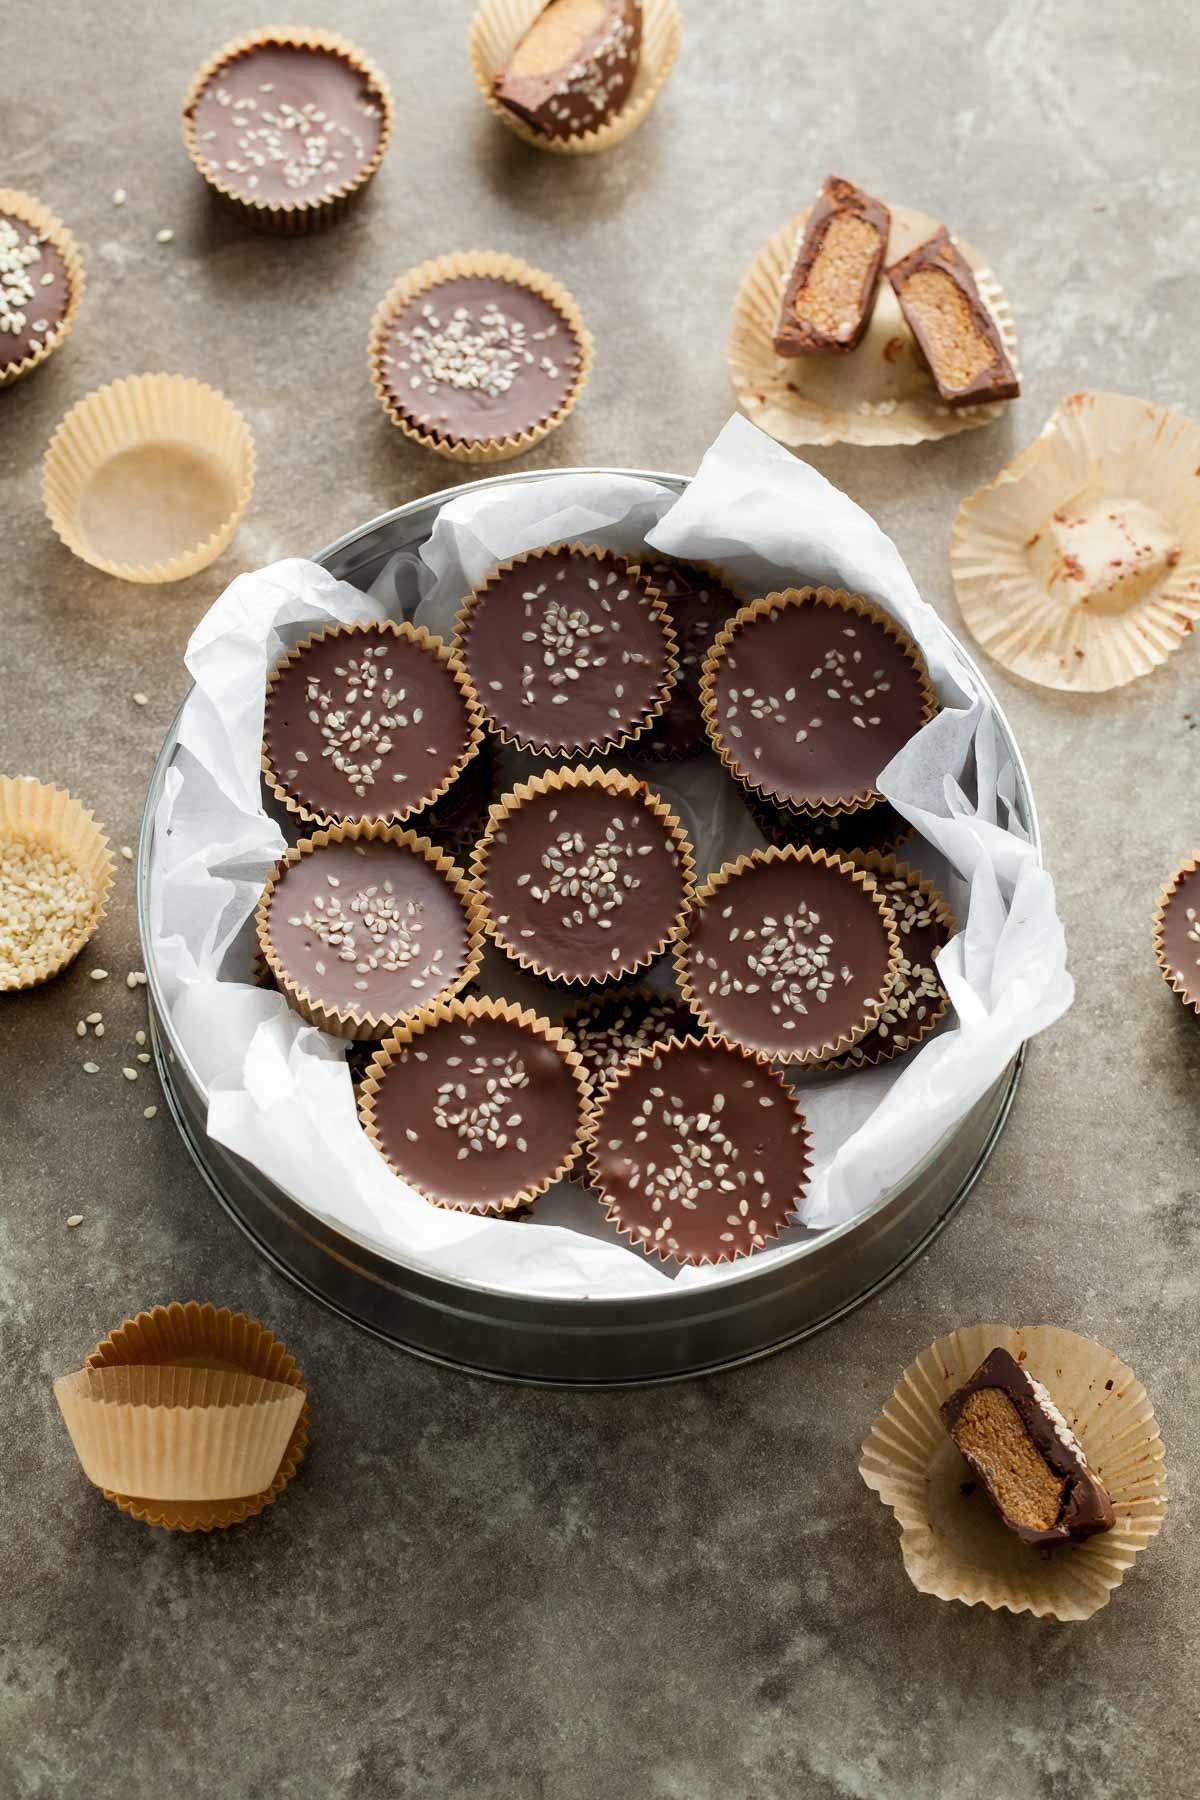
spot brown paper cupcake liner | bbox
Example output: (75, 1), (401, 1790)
(469, 0), (681, 157)
(358, 994), (593, 1215)
(262, 618), (486, 829)
(368, 251), (594, 462)
(255, 821), (486, 1041)
(860, 1324), (1168, 1621)
(76, 1302), (309, 1532)
(699, 587), (939, 818)
(951, 391), (1200, 693)
(471, 763), (698, 987)
(673, 844), (902, 1067)
(181, 26), (394, 234)
(42, 373), (255, 583)
(452, 541), (678, 753)
(0, 189), (85, 387)
(1153, 850), (1200, 1016)
(0, 777), (115, 991)
(728, 201), (1019, 449)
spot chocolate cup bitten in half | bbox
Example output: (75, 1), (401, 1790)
(821, 852), (955, 1071)
(492, 0), (642, 140)
(1154, 851), (1200, 1017)
(774, 174), (890, 357)
(630, 558), (744, 759)
(0, 188), (85, 387)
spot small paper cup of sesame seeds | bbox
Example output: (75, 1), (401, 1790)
(0, 188), (85, 388)
(0, 778), (114, 992)
(42, 373), (255, 584)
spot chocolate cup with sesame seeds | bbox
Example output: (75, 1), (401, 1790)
(359, 996), (592, 1217)
(262, 618), (485, 830)
(741, 784), (913, 860)
(471, 764), (697, 988)
(256, 823), (485, 1042)
(453, 542), (679, 756)
(627, 557), (746, 760)
(561, 982), (702, 1091)
(0, 189), (84, 388)
(368, 251), (593, 462)
(181, 27), (393, 235)
(0, 777), (114, 992)
(820, 852), (955, 1072)
(1153, 851), (1200, 1017)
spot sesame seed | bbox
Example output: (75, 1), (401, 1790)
(112, 189), (127, 206)
(66, 1215), (83, 1229)
(155, 228), (174, 244)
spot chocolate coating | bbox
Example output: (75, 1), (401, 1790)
(588, 1039), (811, 1264)
(744, 787), (912, 859)
(264, 626), (476, 825)
(1159, 860), (1200, 1008)
(494, 0), (642, 140)
(774, 175), (890, 356)
(565, 985), (700, 1084)
(636, 560), (742, 758)
(682, 853), (896, 1061)
(0, 212), (70, 371)
(378, 276), (581, 448)
(187, 42), (385, 208)
(366, 1013), (585, 1213)
(887, 227), (1019, 408)
(459, 548), (674, 755)
(412, 739), (498, 859)
(828, 865), (951, 1069)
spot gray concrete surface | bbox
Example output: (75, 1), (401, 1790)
(3, 3), (1199, 1796)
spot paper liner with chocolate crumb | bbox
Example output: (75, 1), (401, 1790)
(0, 188), (84, 387)
(0, 778), (114, 992)
(1153, 850), (1200, 1016)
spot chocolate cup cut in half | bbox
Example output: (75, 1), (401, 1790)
(562, 982), (703, 1088)
(492, 0), (643, 140)
(256, 823), (484, 1041)
(454, 542), (678, 756)
(821, 852), (955, 1072)
(359, 997), (592, 1216)
(585, 1035), (813, 1266)
(675, 845), (901, 1066)
(700, 587), (937, 817)
(472, 765), (697, 987)
(0, 189), (85, 387)
(262, 620), (484, 828)
(632, 558), (745, 759)
(1154, 852), (1200, 1017)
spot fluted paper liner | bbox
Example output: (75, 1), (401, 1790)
(0, 189), (84, 387)
(728, 201), (1020, 449)
(471, 763), (698, 986)
(256, 821), (485, 1040)
(821, 852), (956, 1071)
(673, 845), (902, 1067)
(1153, 850), (1200, 1016)
(744, 786), (913, 861)
(182, 27), (394, 234)
(699, 587), (938, 817)
(469, 0), (681, 157)
(369, 251), (594, 462)
(68, 1302), (309, 1532)
(951, 391), (1200, 693)
(262, 618), (485, 828)
(0, 777), (114, 991)
(359, 994), (593, 1215)
(42, 373), (255, 583)
(453, 541), (678, 752)
(860, 1325), (1167, 1621)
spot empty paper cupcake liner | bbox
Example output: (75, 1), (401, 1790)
(469, 0), (681, 156)
(821, 851), (956, 1071)
(0, 188), (85, 387)
(0, 777), (114, 992)
(860, 1324), (1168, 1621)
(727, 201), (1019, 449)
(1153, 851), (1200, 1016)
(42, 373), (255, 583)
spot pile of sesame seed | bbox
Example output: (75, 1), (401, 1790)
(390, 298), (560, 401)
(0, 217), (50, 343)
(0, 834), (98, 986)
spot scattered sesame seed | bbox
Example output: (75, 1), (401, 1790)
(112, 189), (127, 206)
(90, 968), (108, 981)
(143, 1105), (157, 1120)
(122, 1067), (137, 1081)
(82, 1062), (99, 1074)
(121, 846), (133, 861)
(132, 693), (148, 706)
(155, 228), (174, 244)
(66, 1215), (84, 1229)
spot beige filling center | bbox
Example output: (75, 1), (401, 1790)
(509, 0), (608, 77)
(951, 1387), (1066, 1532)
(899, 268), (995, 392)
(791, 215), (879, 340)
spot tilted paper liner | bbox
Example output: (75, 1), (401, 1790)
(951, 391), (1200, 693)
(821, 851), (956, 1072)
(860, 1325), (1168, 1621)
(255, 821), (486, 1041)
(42, 373), (255, 583)
(699, 586), (938, 817)
(262, 617), (486, 828)
(368, 251), (594, 461)
(0, 777), (115, 991)
(1153, 850), (1200, 1016)
(727, 202), (1020, 449)
(359, 994), (593, 1215)
(452, 541), (678, 753)
(469, 0), (681, 156)
(181, 26), (394, 234)
(0, 189), (85, 387)
(673, 844), (902, 1068)
(471, 763), (698, 986)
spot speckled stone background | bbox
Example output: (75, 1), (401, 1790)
(4, 3), (1199, 1796)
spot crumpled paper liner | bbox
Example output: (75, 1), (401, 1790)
(0, 188), (85, 387)
(727, 201), (1020, 448)
(0, 776), (114, 991)
(1153, 850), (1200, 1016)
(821, 850), (956, 1071)
(468, 0), (681, 156)
(368, 250), (594, 461)
(951, 391), (1200, 693)
(860, 1324), (1168, 1621)
(452, 540), (678, 752)
(359, 994), (593, 1214)
(699, 586), (938, 817)
(673, 844), (902, 1067)
(255, 820), (485, 1040)
(471, 762), (698, 986)
(71, 1302), (309, 1532)
(262, 617), (485, 828)
(42, 373), (255, 583)
(181, 26), (394, 234)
